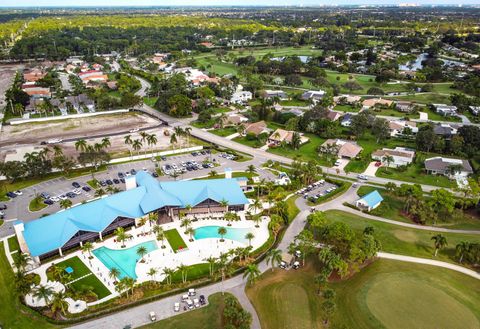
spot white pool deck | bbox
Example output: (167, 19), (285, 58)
(26, 213), (270, 307)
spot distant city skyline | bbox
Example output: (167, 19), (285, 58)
(0, 1), (478, 8)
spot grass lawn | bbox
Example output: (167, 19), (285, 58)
(164, 229), (188, 252)
(286, 196), (300, 222)
(170, 263), (210, 283)
(376, 163), (456, 188)
(47, 256), (111, 299)
(323, 210), (480, 265)
(0, 242), (58, 329)
(68, 274), (111, 299)
(279, 99), (309, 107)
(210, 127), (237, 137)
(247, 255), (480, 329)
(7, 236), (20, 253)
(333, 104), (358, 113)
(267, 133), (328, 164)
(143, 97), (158, 107)
(421, 107), (461, 122)
(386, 93), (452, 105)
(370, 108), (420, 119)
(29, 197), (48, 212)
(139, 293), (232, 329)
(232, 135), (263, 148)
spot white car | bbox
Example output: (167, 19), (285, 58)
(149, 311), (156, 321)
(50, 196), (60, 202)
(193, 298), (200, 308)
(334, 160), (341, 166)
(186, 299), (194, 310)
(188, 288), (196, 296)
(59, 194), (68, 200)
(14, 190), (23, 196)
(357, 174), (368, 180)
(129, 128), (139, 133)
(174, 302), (180, 312)
(72, 189), (82, 195)
(0, 211), (4, 216)
(181, 294), (189, 301)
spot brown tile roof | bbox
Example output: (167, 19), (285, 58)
(243, 121), (267, 136)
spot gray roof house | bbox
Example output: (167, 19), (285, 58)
(425, 157), (473, 178)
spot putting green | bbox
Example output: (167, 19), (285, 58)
(272, 284), (312, 329)
(365, 273), (479, 329)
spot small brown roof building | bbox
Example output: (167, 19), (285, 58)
(243, 121), (269, 136)
(322, 139), (363, 159)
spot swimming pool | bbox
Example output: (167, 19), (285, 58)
(92, 240), (158, 279)
(194, 226), (252, 244)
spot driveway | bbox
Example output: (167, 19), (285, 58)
(363, 161), (380, 176)
(418, 112), (428, 121)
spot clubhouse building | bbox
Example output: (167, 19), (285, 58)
(14, 171), (249, 262)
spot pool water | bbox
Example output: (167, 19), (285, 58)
(194, 226), (252, 244)
(92, 240), (158, 279)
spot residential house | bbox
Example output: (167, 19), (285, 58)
(50, 99), (67, 113)
(262, 90), (288, 101)
(425, 157), (473, 178)
(222, 113), (248, 126)
(242, 121), (269, 137)
(230, 91), (253, 105)
(362, 98), (394, 110)
(24, 99), (44, 113)
(395, 101), (415, 112)
(173, 67), (218, 86)
(321, 139), (363, 159)
(372, 147), (415, 167)
(268, 128), (309, 146)
(469, 106), (480, 116)
(301, 90), (326, 103)
(388, 120), (418, 137)
(356, 190), (383, 212)
(433, 104), (458, 117)
(22, 86), (51, 99)
(433, 123), (458, 139)
(23, 69), (46, 83)
(78, 70), (108, 85)
(333, 95), (361, 105)
(326, 111), (341, 122)
(66, 56), (84, 66)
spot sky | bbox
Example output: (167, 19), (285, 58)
(0, 0), (478, 7)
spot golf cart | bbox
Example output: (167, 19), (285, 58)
(149, 311), (156, 321)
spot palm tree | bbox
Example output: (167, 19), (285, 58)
(250, 197), (262, 215)
(109, 267), (121, 283)
(174, 127), (185, 147)
(180, 218), (192, 234)
(382, 154), (394, 172)
(185, 204), (192, 215)
(101, 137), (111, 150)
(13, 252), (31, 272)
(243, 264), (260, 286)
(33, 285), (54, 305)
(245, 232), (255, 246)
(455, 241), (471, 263)
(224, 212), (236, 226)
(203, 256), (217, 277)
(218, 226), (227, 242)
(52, 145), (63, 157)
(124, 135), (133, 158)
(132, 139), (143, 156)
(184, 127), (192, 146)
(146, 133), (158, 156)
(170, 133), (178, 149)
(148, 212), (157, 227)
(162, 267), (174, 285)
(219, 199), (229, 212)
(136, 246), (148, 262)
(431, 234), (448, 257)
(177, 263), (188, 283)
(247, 164), (256, 175)
(81, 241), (94, 258)
(59, 199), (72, 210)
(185, 227), (195, 242)
(266, 249), (282, 272)
(252, 214), (263, 228)
(94, 188), (106, 198)
(147, 267), (158, 282)
(208, 170), (218, 178)
(139, 131), (148, 152)
(50, 291), (67, 315)
(314, 273), (328, 295)
(122, 277), (136, 297)
(115, 227), (131, 248)
(156, 230), (166, 249)
(363, 226), (375, 236)
(75, 139), (88, 153)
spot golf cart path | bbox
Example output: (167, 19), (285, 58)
(378, 252), (480, 280)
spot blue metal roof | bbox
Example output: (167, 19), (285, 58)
(360, 190), (383, 208)
(23, 172), (248, 257)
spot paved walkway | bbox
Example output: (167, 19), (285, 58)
(378, 252), (480, 280)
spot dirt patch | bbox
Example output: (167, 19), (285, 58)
(0, 112), (158, 147)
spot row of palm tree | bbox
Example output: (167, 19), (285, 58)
(124, 132), (159, 158)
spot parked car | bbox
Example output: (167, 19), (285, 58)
(0, 204), (7, 210)
(72, 182), (81, 188)
(106, 179), (113, 185)
(375, 161), (382, 167)
(149, 311), (156, 321)
(292, 261), (300, 269)
(199, 295), (206, 305)
(99, 180), (107, 187)
(44, 199), (54, 205)
(82, 186), (91, 192)
(130, 169), (137, 175)
(188, 288), (196, 296)
(59, 194), (68, 200)
(40, 192), (50, 199)
(66, 192), (76, 198)
(72, 189), (82, 195)
(113, 179), (120, 184)
(120, 178), (126, 183)
(193, 298), (200, 308)
(160, 156), (167, 161)
(186, 299), (194, 310)
(357, 174), (368, 180)
(152, 172), (159, 178)
(174, 302), (180, 312)
(14, 190), (23, 196)
(6, 192), (17, 198)
(118, 172), (124, 178)
(50, 196), (60, 202)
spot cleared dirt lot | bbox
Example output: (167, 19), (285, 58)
(0, 112), (158, 147)
(0, 64), (22, 108)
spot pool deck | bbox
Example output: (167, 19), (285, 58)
(26, 213), (270, 306)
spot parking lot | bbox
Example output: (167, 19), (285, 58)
(297, 179), (339, 203)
